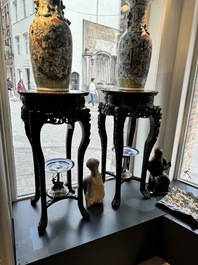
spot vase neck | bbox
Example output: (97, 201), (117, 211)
(35, 0), (65, 19)
(127, 1), (150, 32)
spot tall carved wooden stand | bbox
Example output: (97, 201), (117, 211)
(98, 89), (162, 209)
(19, 91), (90, 233)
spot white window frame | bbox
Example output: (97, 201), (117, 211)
(15, 35), (20, 55)
(22, 0), (26, 18)
(170, 6), (198, 184)
(17, 68), (22, 80)
(12, 0), (18, 23)
(0, 16), (16, 264)
(23, 32), (29, 54)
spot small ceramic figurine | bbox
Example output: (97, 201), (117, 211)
(147, 147), (171, 194)
(83, 158), (105, 208)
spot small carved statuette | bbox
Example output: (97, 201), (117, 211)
(83, 158), (105, 208)
(147, 147), (171, 194)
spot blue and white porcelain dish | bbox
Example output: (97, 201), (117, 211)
(45, 158), (74, 173)
(112, 146), (139, 157)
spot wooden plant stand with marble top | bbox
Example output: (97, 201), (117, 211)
(19, 90), (91, 234)
(98, 89), (162, 209)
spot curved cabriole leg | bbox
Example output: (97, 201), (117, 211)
(126, 117), (136, 170)
(24, 121), (41, 205)
(112, 108), (126, 209)
(29, 116), (47, 233)
(98, 103), (107, 182)
(140, 106), (162, 199)
(77, 109), (91, 219)
(66, 123), (75, 193)
(31, 152), (41, 205)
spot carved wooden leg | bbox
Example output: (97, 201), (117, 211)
(77, 109), (90, 219)
(112, 108), (126, 209)
(140, 106), (162, 199)
(66, 123), (75, 193)
(126, 117), (136, 170)
(29, 116), (47, 233)
(24, 121), (40, 205)
(98, 103), (107, 182)
(126, 117), (136, 146)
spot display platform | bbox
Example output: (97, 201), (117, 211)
(13, 180), (198, 265)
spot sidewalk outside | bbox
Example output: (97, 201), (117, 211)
(9, 95), (114, 196)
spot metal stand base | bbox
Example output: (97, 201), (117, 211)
(47, 184), (69, 198)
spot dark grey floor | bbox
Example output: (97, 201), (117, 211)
(13, 179), (198, 265)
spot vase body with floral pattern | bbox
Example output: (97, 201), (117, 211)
(117, 0), (152, 90)
(29, 0), (72, 91)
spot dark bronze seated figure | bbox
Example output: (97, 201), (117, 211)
(147, 147), (171, 194)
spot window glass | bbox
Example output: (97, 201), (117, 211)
(179, 68), (198, 186)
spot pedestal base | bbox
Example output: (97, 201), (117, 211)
(47, 185), (69, 198)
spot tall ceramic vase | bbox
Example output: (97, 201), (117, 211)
(29, 0), (72, 91)
(117, 0), (152, 90)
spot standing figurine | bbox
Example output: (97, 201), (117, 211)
(83, 158), (105, 208)
(147, 147), (171, 194)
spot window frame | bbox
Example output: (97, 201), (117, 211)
(173, 18), (198, 185)
(12, 0), (18, 23)
(23, 32), (29, 54)
(15, 35), (20, 55)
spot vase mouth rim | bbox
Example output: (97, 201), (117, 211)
(126, 0), (151, 3)
(118, 87), (144, 91)
(37, 88), (70, 92)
